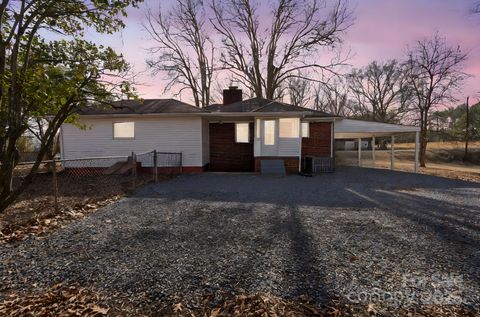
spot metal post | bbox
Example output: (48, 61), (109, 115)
(390, 135), (395, 170)
(131, 152), (136, 189)
(357, 138), (362, 167)
(51, 158), (59, 213)
(153, 150), (158, 182)
(372, 136), (376, 167)
(180, 152), (183, 173)
(414, 131), (420, 173)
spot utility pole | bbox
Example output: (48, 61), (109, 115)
(463, 97), (470, 162)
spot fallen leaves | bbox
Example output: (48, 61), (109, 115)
(0, 196), (122, 244)
(167, 292), (344, 317)
(1, 287), (478, 317)
(0, 284), (110, 317)
(162, 292), (479, 317)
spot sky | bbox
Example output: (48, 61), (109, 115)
(84, 0), (480, 105)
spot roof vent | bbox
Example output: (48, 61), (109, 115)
(223, 86), (243, 105)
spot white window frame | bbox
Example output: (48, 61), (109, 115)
(279, 118), (300, 138)
(263, 119), (277, 145)
(301, 122), (310, 138)
(113, 122), (135, 139)
(235, 122), (250, 143)
(255, 119), (261, 139)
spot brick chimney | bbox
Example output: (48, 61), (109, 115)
(223, 86), (243, 105)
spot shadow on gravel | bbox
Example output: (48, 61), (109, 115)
(137, 166), (480, 209)
(268, 204), (329, 303)
(2, 166), (479, 310)
(345, 184), (480, 289)
(134, 166), (480, 300)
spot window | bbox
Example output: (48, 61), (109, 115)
(301, 122), (310, 138)
(113, 122), (135, 139)
(235, 123), (250, 143)
(263, 120), (276, 145)
(279, 118), (299, 138)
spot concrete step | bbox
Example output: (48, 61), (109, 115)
(260, 160), (286, 176)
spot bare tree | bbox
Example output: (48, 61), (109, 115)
(404, 33), (468, 167)
(347, 60), (410, 123)
(145, 0), (214, 108)
(211, 0), (352, 100)
(288, 76), (311, 107)
(313, 78), (352, 116)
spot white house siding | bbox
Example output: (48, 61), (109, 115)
(278, 138), (301, 156)
(254, 139), (261, 157)
(61, 116), (203, 167)
(201, 118), (210, 166)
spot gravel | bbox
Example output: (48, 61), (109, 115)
(1, 166), (479, 312)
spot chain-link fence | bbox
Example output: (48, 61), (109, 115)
(11, 150), (183, 214)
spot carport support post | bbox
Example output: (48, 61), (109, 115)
(414, 131), (420, 173)
(372, 136), (376, 167)
(131, 152), (136, 189)
(153, 150), (158, 182)
(390, 135), (395, 170)
(357, 138), (362, 167)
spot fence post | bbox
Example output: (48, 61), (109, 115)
(131, 152), (136, 189)
(51, 158), (59, 213)
(180, 152), (183, 174)
(153, 150), (158, 182)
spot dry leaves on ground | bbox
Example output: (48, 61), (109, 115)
(1, 287), (478, 316)
(166, 292), (479, 317)
(0, 284), (109, 317)
(0, 196), (122, 244)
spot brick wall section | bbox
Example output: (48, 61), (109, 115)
(302, 122), (332, 157)
(254, 157), (299, 174)
(209, 123), (255, 172)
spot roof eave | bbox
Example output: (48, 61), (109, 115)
(76, 111), (338, 119)
(77, 112), (210, 118)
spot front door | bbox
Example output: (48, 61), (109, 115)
(261, 119), (278, 156)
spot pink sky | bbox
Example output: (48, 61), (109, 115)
(86, 0), (480, 105)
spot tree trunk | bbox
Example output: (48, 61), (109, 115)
(463, 97), (470, 162)
(419, 129), (427, 167)
(419, 111), (428, 167)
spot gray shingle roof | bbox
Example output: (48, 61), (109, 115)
(78, 97), (337, 118)
(78, 99), (208, 115)
(205, 97), (336, 117)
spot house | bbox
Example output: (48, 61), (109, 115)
(60, 86), (421, 174)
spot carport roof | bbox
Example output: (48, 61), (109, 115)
(334, 119), (420, 139)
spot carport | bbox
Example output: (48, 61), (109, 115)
(334, 119), (421, 173)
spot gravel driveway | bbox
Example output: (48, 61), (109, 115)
(1, 167), (479, 312)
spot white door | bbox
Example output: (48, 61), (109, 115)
(261, 119), (278, 156)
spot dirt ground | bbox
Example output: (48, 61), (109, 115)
(336, 141), (480, 183)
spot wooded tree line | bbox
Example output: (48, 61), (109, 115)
(431, 102), (480, 141)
